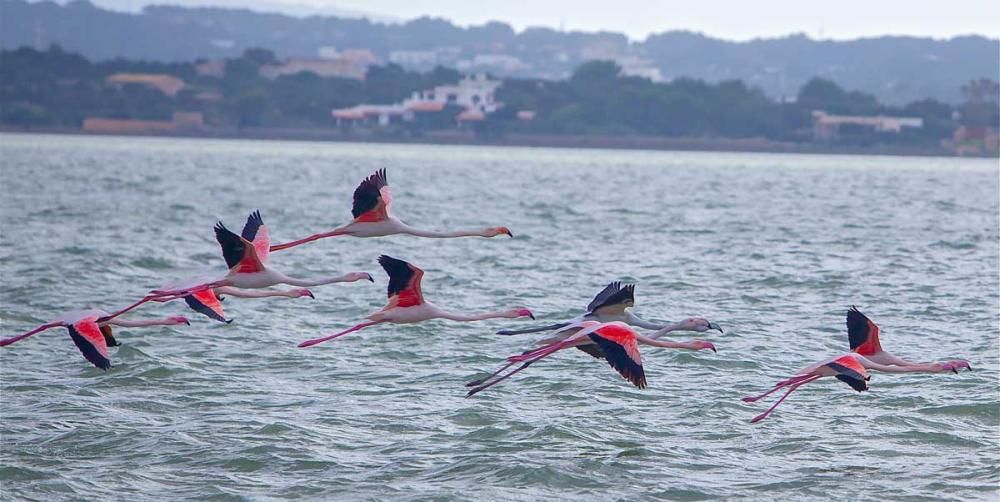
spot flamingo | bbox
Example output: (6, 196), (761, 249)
(465, 321), (717, 397)
(846, 306), (970, 369)
(101, 210), (373, 320)
(160, 285), (315, 323)
(742, 352), (972, 423)
(0, 308), (190, 370)
(496, 281), (723, 336)
(270, 169), (513, 251)
(298, 255), (534, 347)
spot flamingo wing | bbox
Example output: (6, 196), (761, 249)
(379, 254), (424, 307)
(588, 324), (646, 389)
(185, 289), (231, 323)
(215, 221), (265, 274)
(241, 210), (270, 265)
(586, 281), (636, 316)
(846, 306), (882, 355)
(825, 355), (870, 392)
(68, 318), (111, 370)
(575, 344), (606, 359)
(351, 168), (392, 222)
(99, 324), (120, 347)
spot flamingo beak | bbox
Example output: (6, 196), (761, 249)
(367, 274), (375, 283)
(708, 322), (723, 333)
(184, 319), (191, 325)
(305, 290), (315, 299)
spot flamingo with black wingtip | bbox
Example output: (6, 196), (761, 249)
(270, 169), (513, 251)
(497, 281), (723, 337)
(102, 210), (373, 319)
(1, 308), (190, 370)
(742, 307), (972, 423)
(742, 352), (971, 423)
(298, 255), (534, 347)
(465, 321), (717, 397)
(846, 306), (970, 369)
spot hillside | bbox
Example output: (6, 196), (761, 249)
(1, 0), (998, 103)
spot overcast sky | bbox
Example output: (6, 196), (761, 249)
(318, 0), (1000, 40)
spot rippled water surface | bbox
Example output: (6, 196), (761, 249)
(1, 133), (998, 500)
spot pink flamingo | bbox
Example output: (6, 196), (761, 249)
(102, 211), (372, 320)
(465, 321), (717, 397)
(298, 255), (534, 347)
(743, 352), (972, 423)
(270, 169), (513, 251)
(846, 306), (970, 369)
(164, 285), (314, 323)
(156, 274), (314, 323)
(1, 308), (190, 370)
(497, 281), (723, 337)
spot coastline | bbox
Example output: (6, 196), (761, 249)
(0, 125), (987, 159)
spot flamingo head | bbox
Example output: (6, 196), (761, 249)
(681, 317), (724, 333)
(293, 288), (315, 299)
(691, 340), (717, 353)
(167, 316), (191, 326)
(511, 308), (535, 320)
(939, 360), (972, 373)
(347, 272), (375, 283)
(486, 226), (513, 238)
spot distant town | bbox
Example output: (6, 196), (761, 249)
(2, 44), (997, 156)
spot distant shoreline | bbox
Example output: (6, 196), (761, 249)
(1, 126), (988, 159)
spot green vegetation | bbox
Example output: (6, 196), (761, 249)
(1, 46), (997, 150)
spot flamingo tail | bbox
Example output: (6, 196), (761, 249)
(0, 322), (61, 347)
(298, 321), (381, 348)
(750, 375), (820, 423)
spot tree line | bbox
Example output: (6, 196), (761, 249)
(1, 46), (997, 148)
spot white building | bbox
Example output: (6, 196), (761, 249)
(332, 74), (502, 127)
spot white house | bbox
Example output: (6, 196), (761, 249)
(332, 74), (502, 127)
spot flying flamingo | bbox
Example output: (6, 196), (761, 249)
(158, 285), (314, 323)
(155, 274), (315, 323)
(101, 210), (373, 320)
(298, 255), (534, 347)
(496, 281), (723, 336)
(270, 169), (513, 251)
(742, 352), (972, 423)
(465, 321), (717, 397)
(846, 306), (970, 369)
(0, 308), (190, 370)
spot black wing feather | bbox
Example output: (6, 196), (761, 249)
(378, 254), (414, 298)
(241, 210), (265, 242)
(185, 295), (232, 323)
(588, 333), (646, 389)
(352, 168), (388, 218)
(99, 324), (119, 347)
(846, 306), (873, 351)
(835, 374), (870, 392)
(575, 344), (606, 359)
(586, 281), (636, 314)
(215, 221), (245, 270)
(68, 325), (111, 370)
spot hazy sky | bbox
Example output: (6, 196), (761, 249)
(317, 0), (1000, 40)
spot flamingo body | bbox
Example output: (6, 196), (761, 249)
(298, 255), (532, 347)
(270, 169), (512, 251)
